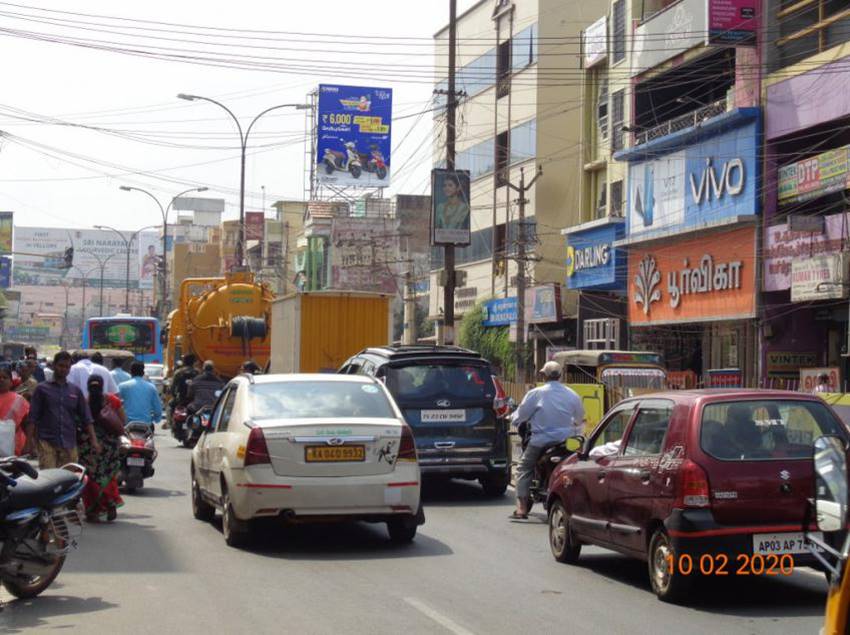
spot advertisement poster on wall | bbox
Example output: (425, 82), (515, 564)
(137, 232), (161, 291)
(708, 0), (758, 46)
(330, 217), (397, 294)
(763, 213), (847, 291)
(0, 256), (10, 288)
(800, 367), (841, 392)
(629, 151), (685, 236)
(316, 84), (392, 188)
(245, 212), (265, 241)
(0, 213), (12, 256)
(583, 15), (607, 68)
(432, 169), (472, 246)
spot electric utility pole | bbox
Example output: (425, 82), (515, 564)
(442, 0), (458, 345)
(508, 165), (542, 383)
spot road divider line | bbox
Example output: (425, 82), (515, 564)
(403, 597), (476, 635)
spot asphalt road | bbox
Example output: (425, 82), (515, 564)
(0, 426), (830, 634)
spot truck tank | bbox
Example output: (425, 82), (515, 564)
(169, 271), (273, 379)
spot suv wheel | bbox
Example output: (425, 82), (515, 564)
(480, 473), (510, 497)
(648, 529), (692, 603)
(548, 500), (581, 563)
(191, 465), (214, 522)
(221, 488), (250, 548)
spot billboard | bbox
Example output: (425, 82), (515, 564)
(0, 212), (12, 256)
(245, 212), (265, 241)
(0, 257), (10, 289)
(708, 0), (758, 46)
(137, 232), (162, 291)
(632, 0), (706, 76)
(330, 217), (398, 294)
(565, 221), (625, 291)
(431, 169), (471, 246)
(764, 214), (846, 291)
(317, 84), (392, 188)
(583, 15), (607, 68)
(13, 227), (158, 288)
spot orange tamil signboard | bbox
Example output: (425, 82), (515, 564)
(628, 226), (756, 325)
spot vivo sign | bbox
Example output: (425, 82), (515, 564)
(689, 158), (746, 205)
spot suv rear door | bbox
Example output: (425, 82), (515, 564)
(382, 358), (500, 468)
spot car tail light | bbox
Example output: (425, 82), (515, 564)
(244, 427), (271, 466)
(397, 424), (417, 462)
(678, 459), (710, 508)
(493, 376), (510, 418)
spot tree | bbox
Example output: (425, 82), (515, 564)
(458, 301), (514, 379)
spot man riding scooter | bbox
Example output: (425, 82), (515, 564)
(511, 361), (585, 520)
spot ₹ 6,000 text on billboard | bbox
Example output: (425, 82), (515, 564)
(317, 84), (392, 188)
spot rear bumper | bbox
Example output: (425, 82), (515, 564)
(418, 456), (510, 478)
(229, 464), (422, 522)
(664, 509), (844, 569)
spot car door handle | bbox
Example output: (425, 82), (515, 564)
(434, 441), (455, 449)
(639, 469), (652, 483)
(597, 470), (606, 481)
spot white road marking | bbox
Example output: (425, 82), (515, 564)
(404, 597), (476, 635)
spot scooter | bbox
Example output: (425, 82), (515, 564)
(0, 457), (86, 599)
(171, 405), (190, 447)
(119, 422), (157, 493)
(182, 406), (211, 450)
(516, 421), (574, 512)
(322, 142), (362, 179)
(358, 146), (388, 180)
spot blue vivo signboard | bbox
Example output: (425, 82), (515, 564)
(317, 84), (392, 188)
(565, 222), (625, 291)
(483, 297), (518, 326)
(0, 257), (10, 288)
(627, 116), (760, 238)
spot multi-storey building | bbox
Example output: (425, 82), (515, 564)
(761, 1), (850, 390)
(430, 0), (608, 358)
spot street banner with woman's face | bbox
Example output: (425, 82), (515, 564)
(431, 169), (471, 245)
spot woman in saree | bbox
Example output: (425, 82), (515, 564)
(0, 365), (30, 456)
(81, 374), (125, 522)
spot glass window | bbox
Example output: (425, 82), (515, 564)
(622, 402), (673, 456)
(612, 0), (625, 63)
(512, 23), (538, 70)
(497, 38), (511, 97)
(217, 387), (238, 432)
(700, 400), (848, 461)
(591, 404), (635, 450)
(386, 364), (491, 401)
(611, 90), (625, 152)
(510, 119), (536, 165)
(209, 388), (229, 431)
(597, 77), (609, 140)
(250, 381), (395, 419)
(610, 180), (623, 217)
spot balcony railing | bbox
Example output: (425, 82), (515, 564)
(634, 98), (728, 146)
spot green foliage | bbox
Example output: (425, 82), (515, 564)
(458, 301), (514, 378)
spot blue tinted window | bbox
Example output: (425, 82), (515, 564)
(512, 23), (538, 70)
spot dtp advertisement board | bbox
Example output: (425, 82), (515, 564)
(317, 84), (392, 188)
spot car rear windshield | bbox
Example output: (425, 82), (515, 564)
(385, 363), (491, 401)
(700, 400), (847, 461)
(250, 382), (395, 419)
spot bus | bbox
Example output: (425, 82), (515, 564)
(81, 315), (162, 364)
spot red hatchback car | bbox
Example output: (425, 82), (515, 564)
(546, 390), (850, 602)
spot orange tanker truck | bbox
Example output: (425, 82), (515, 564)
(163, 271), (274, 379)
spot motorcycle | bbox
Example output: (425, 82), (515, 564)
(182, 406), (211, 450)
(119, 422), (157, 493)
(0, 457), (86, 599)
(171, 405), (191, 447)
(515, 420), (574, 512)
(358, 147), (388, 180)
(322, 142), (362, 179)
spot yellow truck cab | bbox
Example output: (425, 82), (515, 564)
(809, 435), (850, 634)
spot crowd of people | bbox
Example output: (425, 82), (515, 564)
(0, 346), (262, 524)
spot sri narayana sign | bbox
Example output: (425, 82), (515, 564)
(629, 226), (756, 325)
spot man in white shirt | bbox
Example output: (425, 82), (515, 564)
(511, 361), (584, 519)
(68, 351), (119, 398)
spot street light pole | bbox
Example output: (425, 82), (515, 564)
(81, 250), (117, 317)
(119, 185), (208, 317)
(177, 93), (309, 269)
(93, 224), (158, 313)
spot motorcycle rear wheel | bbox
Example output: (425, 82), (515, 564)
(3, 517), (69, 599)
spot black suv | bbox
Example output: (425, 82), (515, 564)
(339, 346), (511, 495)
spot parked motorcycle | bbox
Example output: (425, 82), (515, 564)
(119, 422), (157, 493)
(182, 406), (211, 450)
(322, 141), (362, 179)
(0, 456), (86, 599)
(516, 421), (573, 512)
(171, 405), (191, 447)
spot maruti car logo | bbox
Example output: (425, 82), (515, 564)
(326, 437), (344, 446)
(779, 470), (791, 481)
(436, 399), (451, 408)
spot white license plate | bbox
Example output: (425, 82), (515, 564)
(752, 531), (823, 555)
(126, 457), (146, 467)
(421, 409), (466, 423)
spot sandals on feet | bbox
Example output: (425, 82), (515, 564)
(509, 511), (528, 520)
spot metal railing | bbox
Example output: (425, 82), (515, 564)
(634, 98), (728, 146)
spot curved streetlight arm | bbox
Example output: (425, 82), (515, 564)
(121, 186), (165, 221)
(180, 94), (245, 147)
(245, 104), (309, 145)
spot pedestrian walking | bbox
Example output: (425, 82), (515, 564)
(81, 374), (125, 522)
(27, 351), (101, 469)
(68, 351), (119, 398)
(0, 366), (30, 457)
(119, 361), (163, 428)
(15, 360), (38, 401)
(510, 361), (584, 520)
(24, 346), (45, 383)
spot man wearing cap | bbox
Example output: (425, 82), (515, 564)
(510, 360), (584, 519)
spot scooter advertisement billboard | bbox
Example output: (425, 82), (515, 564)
(317, 84), (392, 188)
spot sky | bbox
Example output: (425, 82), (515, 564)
(0, 0), (479, 231)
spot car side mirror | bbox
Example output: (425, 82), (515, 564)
(566, 435), (586, 457)
(813, 435), (848, 533)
